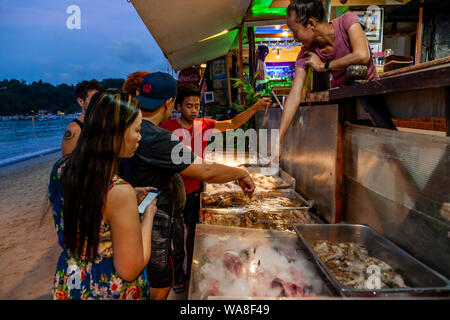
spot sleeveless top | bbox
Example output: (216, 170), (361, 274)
(48, 157), (150, 300)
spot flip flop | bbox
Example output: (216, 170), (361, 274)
(173, 272), (187, 293)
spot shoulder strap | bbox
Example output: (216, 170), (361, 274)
(72, 119), (84, 129)
(107, 175), (129, 192)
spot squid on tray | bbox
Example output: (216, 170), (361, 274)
(195, 235), (323, 299)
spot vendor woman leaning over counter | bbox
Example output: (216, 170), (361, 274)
(279, 0), (379, 140)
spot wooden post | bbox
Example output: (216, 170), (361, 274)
(238, 27), (244, 104)
(226, 54), (233, 108)
(415, 0), (424, 65)
(247, 26), (256, 84)
(446, 87), (450, 137)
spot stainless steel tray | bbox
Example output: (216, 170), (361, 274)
(200, 208), (324, 232)
(188, 224), (340, 299)
(201, 189), (313, 211)
(294, 224), (450, 297)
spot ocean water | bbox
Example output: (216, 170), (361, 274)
(0, 118), (73, 167)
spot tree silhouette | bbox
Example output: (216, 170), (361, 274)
(0, 78), (125, 116)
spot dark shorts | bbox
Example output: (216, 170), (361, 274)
(182, 191), (201, 227)
(147, 216), (185, 288)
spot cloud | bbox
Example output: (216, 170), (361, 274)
(44, 73), (54, 81)
(69, 64), (87, 76)
(108, 39), (154, 64)
(59, 72), (72, 82)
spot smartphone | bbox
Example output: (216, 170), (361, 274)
(138, 190), (160, 215)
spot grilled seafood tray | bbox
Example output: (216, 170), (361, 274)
(188, 224), (340, 300)
(204, 169), (295, 194)
(201, 189), (313, 211)
(293, 224), (450, 297)
(201, 208), (324, 232)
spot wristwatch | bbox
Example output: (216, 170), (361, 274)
(324, 60), (332, 73)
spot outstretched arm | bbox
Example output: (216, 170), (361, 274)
(180, 161), (255, 196)
(279, 67), (307, 141)
(214, 97), (272, 132)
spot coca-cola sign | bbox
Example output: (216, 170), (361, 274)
(179, 74), (200, 83)
(178, 68), (200, 85)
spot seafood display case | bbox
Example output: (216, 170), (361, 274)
(294, 224), (450, 297)
(188, 224), (340, 299)
(204, 168), (296, 194)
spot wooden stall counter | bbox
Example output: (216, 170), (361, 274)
(297, 57), (450, 136)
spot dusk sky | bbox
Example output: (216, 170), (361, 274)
(0, 0), (175, 85)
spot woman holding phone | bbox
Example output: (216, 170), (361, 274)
(48, 89), (157, 300)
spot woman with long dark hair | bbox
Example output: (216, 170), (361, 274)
(48, 89), (156, 300)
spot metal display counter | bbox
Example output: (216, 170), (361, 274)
(256, 60), (450, 282)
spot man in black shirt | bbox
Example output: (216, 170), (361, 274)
(127, 72), (254, 300)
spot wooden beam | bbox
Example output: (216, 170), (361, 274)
(248, 26), (256, 84)
(330, 63), (450, 100)
(238, 27), (243, 79)
(380, 56), (450, 78)
(238, 27), (244, 104)
(446, 87), (450, 137)
(243, 19), (286, 27)
(415, 0), (424, 65)
(226, 54), (233, 108)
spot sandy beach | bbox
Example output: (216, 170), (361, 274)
(0, 152), (188, 300)
(0, 152), (61, 299)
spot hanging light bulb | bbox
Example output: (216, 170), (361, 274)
(276, 49), (280, 59)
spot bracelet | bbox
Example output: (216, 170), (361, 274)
(324, 60), (332, 73)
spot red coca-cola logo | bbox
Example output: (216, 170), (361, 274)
(178, 68), (200, 84)
(179, 74), (200, 82)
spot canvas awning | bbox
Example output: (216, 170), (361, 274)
(131, 0), (416, 70)
(130, 0), (252, 71)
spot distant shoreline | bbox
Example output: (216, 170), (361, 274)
(0, 150), (61, 176)
(0, 148), (62, 169)
(0, 113), (80, 121)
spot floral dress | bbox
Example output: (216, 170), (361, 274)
(48, 158), (150, 300)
